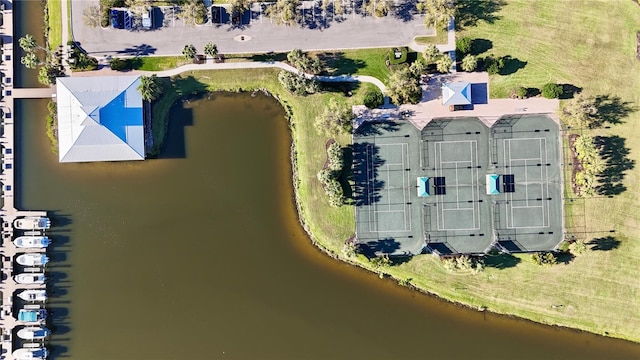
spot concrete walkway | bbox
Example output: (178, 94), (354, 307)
(61, 0), (71, 75)
(11, 87), (55, 99)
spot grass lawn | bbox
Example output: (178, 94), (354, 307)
(47, 0), (62, 50)
(136, 56), (190, 71)
(311, 48), (393, 84)
(414, 28), (448, 45)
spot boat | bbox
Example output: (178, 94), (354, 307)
(16, 254), (49, 266)
(17, 308), (47, 323)
(13, 236), (50, 249)
(17, 326), (51, 340)
(14, 217), (51, 230)
(14, 273), (46, 284)
(17, 289), (47, 302)
(12, 347), (49, 360)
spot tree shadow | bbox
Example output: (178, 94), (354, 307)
(361, 237), (402, 255)
(351, 141), (385, 205)
(555, 251), (575, 264)
(319, 81), (360, 97)
(455, 0), (506, 30)
(317, 52), (366, 76)
(392, 0), (418, 22)
(483, 252), (521, 269)
(354, 120), (400, 136)
(498, 55), (526, 75)
(586, 236), (621, 251)
(470, 38), (493, 56)
(593, 95), (636, 126)
(526, 87), (541, 97)
(339, 145), (354, 201)
(249, 52), (287, 63)
(594, 135), (635, 196)
(558, 84), (582, 99)
(116, 43), (157, 56)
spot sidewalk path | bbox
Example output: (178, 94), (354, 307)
(60, 0), (71, 75)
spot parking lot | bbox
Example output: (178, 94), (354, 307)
(71, 0), (430, 57)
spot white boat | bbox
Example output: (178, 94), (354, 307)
(17, 326), (51, 340)
(14, 217), (51, 230)
(16, 254), (49, 266)
(12, 347), (49, 360)
(14, 273), (46, 284)
(13, 236), (50, 249)
(17, 289), (47, 302)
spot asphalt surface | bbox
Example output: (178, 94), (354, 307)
(70, 0), (431, 57)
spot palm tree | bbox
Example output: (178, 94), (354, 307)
(180, 0), (207, 26)
(20, 52), (42, 69)
(417, 0), (454, 30)
(265, 0), (299, 26)
(137, 75), (163, 101)
(203, 42), (218, 57)
(182, 44), (197, 59)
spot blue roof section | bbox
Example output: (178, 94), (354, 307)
(442, 82), (472, 106)
(100, 90), (143, 143)
(486, 174), (500, 195)
(417, 177), (430, 197)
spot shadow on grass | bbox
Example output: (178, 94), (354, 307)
(587, 236), (621, 251)
(483, 252), (521, 269)
(250, 52), (287, 63)
(593, 94), (637, 126)
(594, 135), (635, 196)
(339, 144), (353, 202)
(526, 87), (541, 97)
(555, 251), (575, 264)
(320, 81), (360, 96)
(455, 0), (506, 30)
(498, 55), (527, 75)
(470, 38), (493, 55)
(558, 84), (582, 99)
(318, 52), (366, 76)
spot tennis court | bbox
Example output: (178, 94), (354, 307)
(353, 115), (564, 256)
(353, 122), (424, 255)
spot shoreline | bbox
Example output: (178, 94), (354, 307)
(150, 69), (638, 345)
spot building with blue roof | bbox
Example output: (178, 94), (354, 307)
(56, 75), (145, 163)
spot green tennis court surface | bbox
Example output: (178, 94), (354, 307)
(354, 115), (563, 256)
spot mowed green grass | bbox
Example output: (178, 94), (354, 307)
(384, 0), (640, 341)
(137, 56), (190, 71)
(47, 0), (62, 50)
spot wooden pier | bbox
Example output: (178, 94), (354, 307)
(0, 1), (52, 359)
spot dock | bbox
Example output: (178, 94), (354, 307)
(1, 1), (53, 359)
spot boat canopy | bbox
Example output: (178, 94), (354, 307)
(18, 310), (38, 322)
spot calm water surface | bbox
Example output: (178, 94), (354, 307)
(13, 1), (640, 359)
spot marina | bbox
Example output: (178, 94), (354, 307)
(0, 1), (52, 359)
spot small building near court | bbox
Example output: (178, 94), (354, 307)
(442, 81), (472, 109)
(56, 75), (145, 163)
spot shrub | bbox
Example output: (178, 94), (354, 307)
(326, 142), (344, 171)
(456, 37), (472, 55)
(514, 86), (527, 99)
(436, 55), (453, 73)
(363, 89), (384, 109)
(531, 252), (558, 266)
(460, 54), (477, 72)
(542, 83), (563, 99)
(569, 241), (588, 255)
(409, 61), (426, 77)
(484, 55), (504, 75)
(109, 57), (129, 71)
(387, 47), (408, 65)
(278, 71), (319, 96)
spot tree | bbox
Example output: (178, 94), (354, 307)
(83, 5), (102, 28)
(137, 75), (164, 101)
(387, 67), (421, 105)
(417, 0), (454, 30)
(20, 52), (42, 69)
(204, 42), (218, 57)
(180, 0), (207, 26)
(38, 64), (62, 85)
(514, 86), (527, 99)
(230, 0), (252, 14)
(409, 61), (426, 77)
(277, 70), (319, 95)
(109, 57), (129, 71)
(542, 83), (563, 99)
(265, 0), (299, 26)
(364, 89), (384, 109)
(456, 37), (472, 55)
(333, 0), (344, 16)
(182, 44), (197, 59)
(367, 0), (393, 17)
(461, 54), (477, 72)
(560, 93), (599, 129)
(422, 44), (440, 64)
(125, 0), (152, 16)
(18, 34), (39, 53)
(436, 54), (453, 73)
(286, 49), (322, 74)
(314, 98), (353, 137)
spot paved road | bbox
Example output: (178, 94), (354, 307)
(70, 0), (433, 57)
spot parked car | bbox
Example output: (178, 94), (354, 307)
(142, 8), (152, 29)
